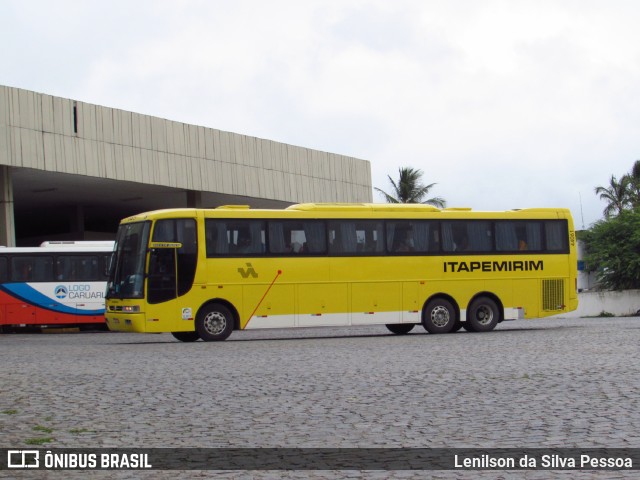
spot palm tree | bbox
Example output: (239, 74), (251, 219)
(375, 167), (446, 207)
(624, 160), (640, 208)
(594, 174), (630, 218)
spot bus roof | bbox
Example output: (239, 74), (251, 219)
(287, 203), (441, 212)
(39, 241), (115, 248)
(119, 204), (573, 223)
(0, 241), (114, 254)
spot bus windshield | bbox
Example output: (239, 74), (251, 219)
(106, 221), (150, 299)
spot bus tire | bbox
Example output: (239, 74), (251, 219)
(385, 323), (415, 335)
(196, 304), (234, 341)
(462, 322), (476, 332)
(450, 320), (463, 332)
(171, 331), (200, 342)
(467, 297), (499, 332)
(422, 298), (456, 334)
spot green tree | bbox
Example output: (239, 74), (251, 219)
(624, 159), (640, 208)
(375, 167), (446, 207)
(582, 210), (640, 290)
(594, 174), (630, 219)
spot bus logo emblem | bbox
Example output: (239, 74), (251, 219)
(54, 285), (68, 299)
(238, 263), (258, 278)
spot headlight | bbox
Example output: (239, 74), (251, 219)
(107, 305), (141, 313)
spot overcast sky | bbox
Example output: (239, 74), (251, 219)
(2, 0), (640, 228)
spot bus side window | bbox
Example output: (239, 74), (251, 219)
(205, 220), (229, 256)
(329, 221), (357, 254)
(335, 220), (385, 254)
(233, 221), (265, 255)
(0, 257), (7, 282)
(442, 221), (492, 252)
(545, 221), (568, 252)
(56, 256), (69, 281)
(268, 222), (287, 254)
(441, 223), (456, 252)
(57, 255), (101, 281)
(12, 258), (34, 281)
(522, 222), (542, 250)
(496, 221), (542, 252)
(412, 221), (438, 253)
(11, 256), (54, 282)
(205, 220), (264, 256)
(301, 221), (325, 254)
(496, 222), (519, 251)
(465, 221), (492, 251)
(386, 221), (436, 254)
(358, 221), (384, 253)
(386, 222), (411, 253)
(269, 221), (325, 255)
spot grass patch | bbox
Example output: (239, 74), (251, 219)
(33, 425), (54, 434)
(585, 311), (616, 318)
(25, 437), (54, 445)
(1, 409), (18, 415)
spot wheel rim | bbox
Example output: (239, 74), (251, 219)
(430, 305), (450, 328)
(474, 305), (494, 326)
(203, 311), (227, 335)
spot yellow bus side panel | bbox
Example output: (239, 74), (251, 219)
(402, 282), (421, 323)
(351, 282), (402, 325)
(296, 283), (349, 327)
(242, 284), (296, 329)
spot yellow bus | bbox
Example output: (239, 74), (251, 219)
(105, 203), (578, 342)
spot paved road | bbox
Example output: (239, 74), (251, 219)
(1, 317), (639, 479)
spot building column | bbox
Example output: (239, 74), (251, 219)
(0, 166), (16, 247)
(187, 190), (203, 208)
(70, 205), (85, 239)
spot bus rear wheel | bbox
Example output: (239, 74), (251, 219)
(422, 298), (456, 334)
(385, 324), (415, 335)
(171, 331), (200, 342)
(467, 297), (499, 332)
(450, 320), (463, 332)
(196, 304), (234, 341)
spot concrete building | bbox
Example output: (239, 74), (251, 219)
(0, 85), (372, 246)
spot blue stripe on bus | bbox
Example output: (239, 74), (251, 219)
(0, 284), (104, 316)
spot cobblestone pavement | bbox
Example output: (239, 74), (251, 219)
(1, 316), (640, 479)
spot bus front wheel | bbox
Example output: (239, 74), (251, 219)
(385, 324), (415, 335)
(196, 304), (234, 341)
(422, 299), (456, 334)
(171, 331), (200, 342)
(467, 297), (499, 332)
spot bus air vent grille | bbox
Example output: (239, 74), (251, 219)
(542, 279), (565, 311)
